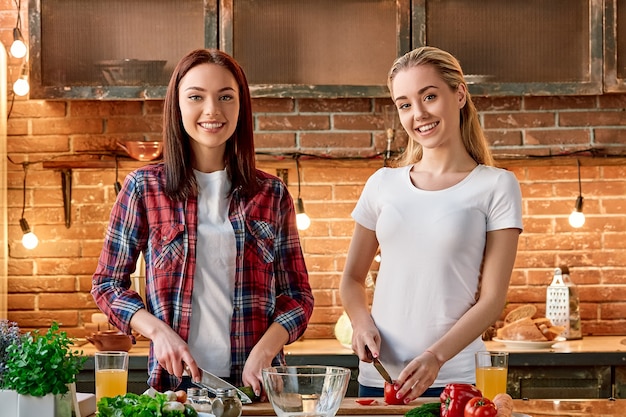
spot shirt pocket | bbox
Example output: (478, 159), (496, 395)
(246, 219), (275, 264)
(151, 223), (185, 270)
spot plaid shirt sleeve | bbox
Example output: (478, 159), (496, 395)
(91, 168), (151, 334)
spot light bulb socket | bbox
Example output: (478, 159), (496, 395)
(296, 198), (306, 214)
(13, 27), (24, 42)
(20, 218), (31, 234)
(574, 195), (584, 212)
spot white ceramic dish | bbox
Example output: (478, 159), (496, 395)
(492, 337), (566, 349)
(198, 412), (215, 417)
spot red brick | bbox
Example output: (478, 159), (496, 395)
(8, 276), (76, 293)
(39, 292), (97, 309)
(312, 290), (334, 306)
(257, 115), (330, 130)
(523, 96), (596, 110)
(560, 111), (626, 127)
(598, 94), (626, 109)
(300, 132), (372, 149)
(299, 98), (371, 113)
(32, 118), (104, 135)
(8, 135), (70, 153)
(7, 118), (28, 135)
(7, 312), (79, 329)
(474, 96), (522, 111)
(483, 112), (556, 129)
(252, 98), (295, 113)
(594, 128), (626, 144)
(333, 114), (382, 130)
(485, 130), (523, 146)
(524, 129), (590, 145)
(9, 101), (67, 118)
(69, 101), (143, 117)
(106, 115), (162, 133)
(255, 133), (296, 149)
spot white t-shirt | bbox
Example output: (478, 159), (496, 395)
(188, 169), (236, 377)
(352, 164), (523, 388)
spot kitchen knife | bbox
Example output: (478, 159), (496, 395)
(193, 368), (253, 404)
(365, 346), (393, 384)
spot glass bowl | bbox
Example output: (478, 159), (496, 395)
(262, 366), (351, 417)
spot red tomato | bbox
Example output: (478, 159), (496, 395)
(464, 396), (498, 417)
(355, 398), (376, 406)
(384, 381), (404, 405)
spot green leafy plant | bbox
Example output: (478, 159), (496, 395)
(0, 319), (22, 388)
(3, 321), (87, 396)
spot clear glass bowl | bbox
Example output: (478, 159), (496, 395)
(262, 366), (351, 417)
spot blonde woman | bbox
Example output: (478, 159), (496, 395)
(340, 46), (522, 402)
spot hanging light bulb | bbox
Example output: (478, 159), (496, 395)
(20, 218), (38, 250)
(294, 157), (310, 230)
(10, 27), (27, 59)
(13, 74), (29, 96)
(569, 196), (585, 228)
(568, 160), (585, 228)
(296, 198), (311, 230)
(19, 163), (38, 249)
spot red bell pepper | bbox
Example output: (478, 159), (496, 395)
(440, 383), (483, 417)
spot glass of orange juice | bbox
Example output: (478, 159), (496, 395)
(475, 351), (508, 400)
(95, 351), (129, 402)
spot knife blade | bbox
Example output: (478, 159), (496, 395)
(365, 346), (393, 384)
(193, 367), (253, 404)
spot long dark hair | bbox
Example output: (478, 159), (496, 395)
(162, 49), (257, 200)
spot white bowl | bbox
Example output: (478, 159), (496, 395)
(262, 366), (350, 417)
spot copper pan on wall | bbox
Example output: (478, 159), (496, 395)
(117, 141), (163, 161)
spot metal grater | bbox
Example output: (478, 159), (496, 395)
(546, 268), (571, 333)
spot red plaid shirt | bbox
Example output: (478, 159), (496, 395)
(92, 164), (313, 391)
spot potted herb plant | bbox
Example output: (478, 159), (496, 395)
(3, 321), (87, 417)
(0, 319), (22, 417)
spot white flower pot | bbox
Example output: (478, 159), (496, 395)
(18, 393), (55, 417)
(16, 392), (72, 417)
(0, 389), (18, 417)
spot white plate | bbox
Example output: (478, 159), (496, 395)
(198, 413), (215, 417)
(492, 337), (566, 349)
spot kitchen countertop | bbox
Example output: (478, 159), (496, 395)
(76, 336), (626, 367)
(239, 397), (626, 416)
(86, 397), (626, 417)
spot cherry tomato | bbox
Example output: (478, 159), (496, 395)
(355, 398), (376, 406)
(464, 396), (498, 417)
(383, 381), (404, 405)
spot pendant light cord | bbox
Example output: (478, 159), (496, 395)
(21, 162), (28, 219)
(576, 159), (582, 196)
(296, 156), (302, 199)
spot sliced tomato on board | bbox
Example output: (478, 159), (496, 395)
(355, 398), (377, 406)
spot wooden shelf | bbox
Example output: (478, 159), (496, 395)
(40, 155), (626, 171)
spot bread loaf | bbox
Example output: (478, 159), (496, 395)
(497, 315), (565, 341)
(504, 304), (537, 324)
(497, 317), (545, 341)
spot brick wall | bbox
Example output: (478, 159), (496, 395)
(5, 95), (626, 339)
(2, 4), (626, 339)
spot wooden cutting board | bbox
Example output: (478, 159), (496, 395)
(242, 397), (437, 415)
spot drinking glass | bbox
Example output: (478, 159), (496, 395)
(95, 351), (129, 402)
(475, 351), (508, 400)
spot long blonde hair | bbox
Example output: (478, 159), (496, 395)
(388, 46), (494, 167)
